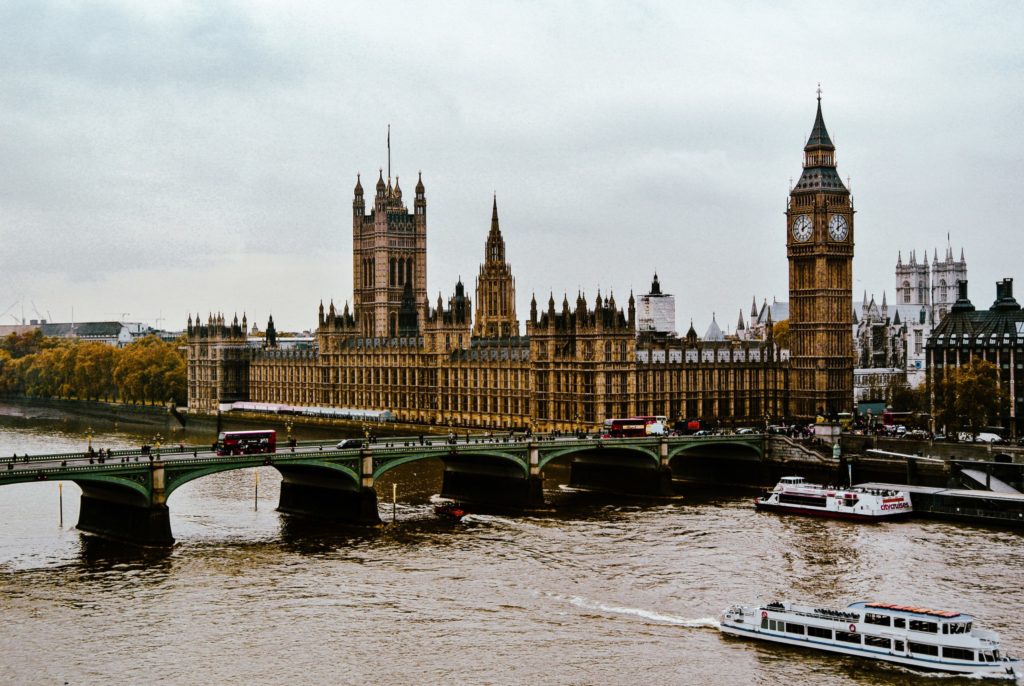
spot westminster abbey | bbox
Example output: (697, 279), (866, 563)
(187, 98), (856, 429)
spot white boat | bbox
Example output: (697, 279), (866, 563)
(755, 476), (912, 521)
(721, 600), (1021, 677)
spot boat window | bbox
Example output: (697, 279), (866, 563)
(785, 623), (805, 635)
(778, 494), (828, 507)
(909, 620), (938, 633)
(864, 636), (890, 649)
(761, 616), (768, 629)
(981, 651), (995, 663)
(908, 642), (939, 656)
(893, 617), (905, 629)
(864, 613), (891, 627)
(894, 640), (904, 652)
(806, 626), (831, 639)
(942, 646), (975, 661)
(835, 631), (861, 644)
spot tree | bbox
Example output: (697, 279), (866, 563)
(113, 336), (186, 405)
(887, 376), (924, 413)
(74, 342), (116, 401)
(771, 319), (790, 349)
(934, 358), (1008, 437)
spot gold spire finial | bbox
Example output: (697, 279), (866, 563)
(816, 83), (822, 101)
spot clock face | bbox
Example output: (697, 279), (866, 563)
(828, 214), (849, 241)
(791, 214), (813, 242)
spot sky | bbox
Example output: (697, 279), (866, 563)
(1, 1), (1023, 334)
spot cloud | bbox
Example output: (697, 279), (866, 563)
(1, 1), (1023, 332)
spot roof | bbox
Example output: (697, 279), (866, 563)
(703, 315), (724, 341)
(850, 601), (965, 620)
(39, 321), (127, 337)
(794, 165), (847, 193)
(805, 99), (834, 150)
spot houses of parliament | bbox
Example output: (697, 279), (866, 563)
(186, 97), (854, 430)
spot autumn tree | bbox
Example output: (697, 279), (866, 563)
(934, 358), (1008, 437)
(113, 336), (186, 405)
(73, 342), (117, 401)
(771, 319), (790, 349)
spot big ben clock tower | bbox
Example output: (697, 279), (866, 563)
(787, 90), (854, 419)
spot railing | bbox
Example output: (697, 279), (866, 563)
(0, 433), (762, 478)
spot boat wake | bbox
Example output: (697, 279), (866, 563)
(558, 593), (719, 629)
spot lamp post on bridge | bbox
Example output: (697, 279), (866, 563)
(85, 427), (94, 454)
(153, 433), (163, 460)
(286, 419), (294, 451)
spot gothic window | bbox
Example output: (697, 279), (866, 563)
(939, 279), (947, 302)
(406, 258), (413, 285)
(397, 258), (405, 285)
(390, 258), (397, 287)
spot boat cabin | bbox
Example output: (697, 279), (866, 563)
(779, 476), (806, 486)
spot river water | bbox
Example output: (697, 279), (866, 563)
(1, 409), (1023, 685)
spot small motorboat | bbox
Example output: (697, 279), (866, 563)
(434, 502), (467, 520)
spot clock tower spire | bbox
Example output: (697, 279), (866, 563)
(787, 90), (854, 419)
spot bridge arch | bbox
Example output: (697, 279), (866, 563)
(163, 459), (360, 499)
(537, 442), (660, 471)
(373, 449), (527, 480)
(667, 439), (763, 464)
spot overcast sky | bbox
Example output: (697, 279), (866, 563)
(2, 1), (1022, 334)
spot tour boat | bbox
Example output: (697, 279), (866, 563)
(720, 600), (1021, 677)
(755, 476), (912, 521)
(433, 502), (467, 520)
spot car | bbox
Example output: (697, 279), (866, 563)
(975, 432), (1004, 444)
(736, 428), (756, 435)
(336, 438), (364, 449)
(693, 430), (712, 436)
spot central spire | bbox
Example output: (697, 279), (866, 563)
(805, 93), (835, 152)
(490, 193), (500, 235)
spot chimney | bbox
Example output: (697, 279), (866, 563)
(958, 280), (968, 301)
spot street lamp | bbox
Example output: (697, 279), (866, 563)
(85, 426), (94, 451)
(154, 433), (163, 458)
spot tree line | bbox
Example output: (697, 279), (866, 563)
(0, 330), (186, 405)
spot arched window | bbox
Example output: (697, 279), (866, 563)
(406, 258), (413, 285)
(903, 280), (911, 303)
(390, 258), (397, 287)
(939, 279), (947, 302)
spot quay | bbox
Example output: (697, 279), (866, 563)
(857, 481), (1024, 528)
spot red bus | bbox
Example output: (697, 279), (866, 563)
(602, 418), (649, 438)
(216, 430), (277, 456)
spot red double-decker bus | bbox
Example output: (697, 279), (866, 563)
(216, 430), (277, 456)
(602, 418), (649, 438)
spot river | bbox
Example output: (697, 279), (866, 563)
(1, 410), (1022, 685)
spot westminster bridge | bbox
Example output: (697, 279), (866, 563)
(0, 433), (785, 546)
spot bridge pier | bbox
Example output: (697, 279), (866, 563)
(276, 460), (381, 525)
(569, 453), (673, 497)
(440, 450), (543, 508)
(76, 462), (174, 546)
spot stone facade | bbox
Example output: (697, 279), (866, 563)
(188, 98), (851, 428)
